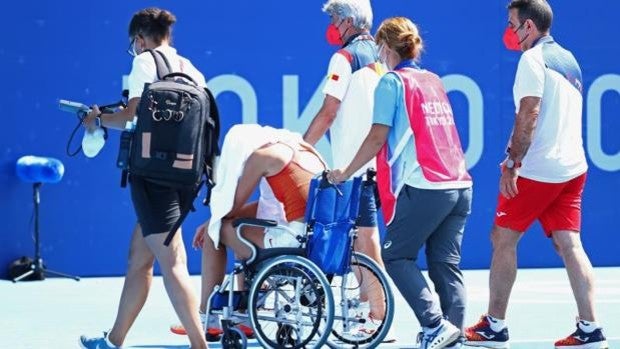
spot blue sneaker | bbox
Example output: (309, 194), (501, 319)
(555, 323), (608, 349)
(465, 315), (509, 348)
(419, 319), (461, 349)
(79, 331), (119, 349)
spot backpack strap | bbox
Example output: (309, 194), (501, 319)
(202, 87), (221, 206)
(205, 88), (221, 156)
(163, 180), (205, 247)
(147, 49), (173, 80)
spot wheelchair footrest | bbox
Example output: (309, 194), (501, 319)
(210, 290), (249, 311)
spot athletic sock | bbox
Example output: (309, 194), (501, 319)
(487, 314), (507, 332)
(105, 334), (118, 348)
(577, 319), (599, 333)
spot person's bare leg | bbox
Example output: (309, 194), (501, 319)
(354, 226), (386, 318)
(219, 220), (265, 261)
(355, 227), (384, 268)
(488, 225), (523, 319)
(145, 229), (208, 349)
(200, 235), (227, 314)
(107, 224), (155, 346)
(552, 230), (596, 321)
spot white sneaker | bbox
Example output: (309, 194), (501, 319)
(419, 319), (461, 349)
(345, 302), (396, 343)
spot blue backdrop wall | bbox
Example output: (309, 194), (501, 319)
(1, 1), (619, 278)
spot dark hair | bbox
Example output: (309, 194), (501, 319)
(508, 0), (553, 33)
(128, 8), (176, 44)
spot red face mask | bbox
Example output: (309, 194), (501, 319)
(503, 22), (527, 51)
(326, 23), (343, 46)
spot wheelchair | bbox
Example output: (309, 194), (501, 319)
(205, 170), (394, 349)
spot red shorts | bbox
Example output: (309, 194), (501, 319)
(494, 173), (586, 237)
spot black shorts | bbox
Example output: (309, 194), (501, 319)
(130, 175), (194, 237)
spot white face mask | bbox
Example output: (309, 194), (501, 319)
(127, 37), (139, 57)
(378, 44), (393, 70)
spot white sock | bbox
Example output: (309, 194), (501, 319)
(578, 319), (599, 333)
(487, 315), (507, 332)
(104, 334), (119, 348)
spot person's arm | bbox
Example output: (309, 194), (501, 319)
(329, 124), (389, 182)
(303, 95), (341, 145)
(329, 73), (399, 183)
(83, 98), (139, 132)
(508, 96), (541, 163)
(225, 153), (268, 219)
(228, 201), (259, 219)
(304, 52), (351, 145)
(83, 53), (157, 132)
(500, 96), (541, 198)
(500, 53), (544, 198)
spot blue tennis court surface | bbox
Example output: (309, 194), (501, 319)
(1, 267), (617, 348)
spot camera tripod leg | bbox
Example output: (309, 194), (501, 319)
(44, 268), (80, 281)
(12, 268), (35, 283)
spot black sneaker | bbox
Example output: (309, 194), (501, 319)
(555, 323), (609, 349)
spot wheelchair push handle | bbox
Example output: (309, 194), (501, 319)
(365, 167), (377, 181)
(320, 170), (343, 196)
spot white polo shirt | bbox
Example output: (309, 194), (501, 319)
(322, 52), (384, 174)
(127, 45), (207, 100)
(512, 36), (587, 183)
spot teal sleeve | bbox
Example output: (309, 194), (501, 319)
(373, 73), (401, 127)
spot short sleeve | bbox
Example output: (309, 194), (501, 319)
(373, 73), (401, 127)
(513, 52), (545, 109)
(321, 52), (352, 101)
(127, 53), (157, 99)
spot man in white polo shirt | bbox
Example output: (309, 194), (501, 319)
(465, 1), (608, 349)
(303, 0), (395, 342)
(304, 0), (385, 271)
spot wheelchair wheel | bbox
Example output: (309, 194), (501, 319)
(327, 252), (395, 348)
(248, 255), (334, 349)
(221, 327), (247, 349)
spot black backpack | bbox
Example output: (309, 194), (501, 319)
(128, 50), (220, 245)
(130, 49), (219, 190)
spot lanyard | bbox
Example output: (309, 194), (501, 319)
(343, 32), (374, 47)
(394, 59), (421, 70)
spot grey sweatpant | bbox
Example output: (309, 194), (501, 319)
(381, 185), (472, 333)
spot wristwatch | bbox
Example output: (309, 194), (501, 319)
(506, 158), (521, 169)
(95, 114), (103, 128)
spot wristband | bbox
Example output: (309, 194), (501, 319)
(95, 113), (103, 128)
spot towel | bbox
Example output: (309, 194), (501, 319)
(207, 124), (303, 248)
(257, 178), (287, 224)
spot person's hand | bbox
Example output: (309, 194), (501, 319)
(327, 168), (349, 183)
(499, 160), (519, 199)
(82, 105), (101, 133)
(192, 220), (209, 249)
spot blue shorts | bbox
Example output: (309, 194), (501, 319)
(356, 181), (378, 228)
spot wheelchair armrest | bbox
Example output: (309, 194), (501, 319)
(232, 218), (278, 228)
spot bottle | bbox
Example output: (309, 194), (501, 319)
(82, 128), (106, 158)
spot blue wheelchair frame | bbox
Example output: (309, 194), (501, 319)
(205, 171), (393, 348)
